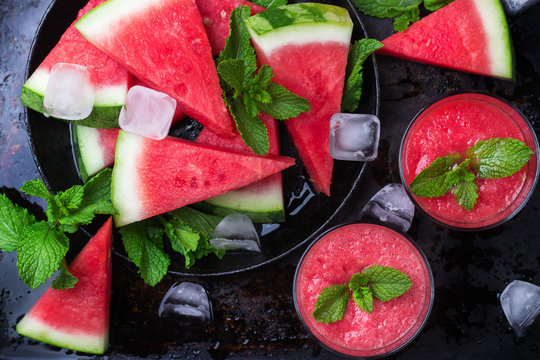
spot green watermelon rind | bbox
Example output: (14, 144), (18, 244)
(245, 3), (353, 54)
(194, 178), (286, 223)
(475, 0), (514, 81)
(72, 125), (107, 182)
(16, 314), (107, 355)
(22, 69), (126, 128)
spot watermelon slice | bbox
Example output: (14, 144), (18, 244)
(196, 0), (265, 56)
(195, 113), (286, 223)
(22, 0), (130, 128)
(72, 125), (119, 182)
(112, 131), (295, 226)
(246, 3), (353, 196)
(378, 0), (514, 80)
(75, 0), (233, 137)
(16, 218), (113, 355)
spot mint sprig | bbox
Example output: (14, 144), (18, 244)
(217, 6), (310, 155)
(250, 0), (288, 9)
(312, 265), (411, 323)
(0, 169), (116, 289)
(342, 38), (384, 113)
(410, 137), (533, 211)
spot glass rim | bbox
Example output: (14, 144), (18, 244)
(398, 91), (540, 232)
(292, 221), (435, 359)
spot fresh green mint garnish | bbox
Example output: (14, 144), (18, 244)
(119, 207), (225, 286)
(342, 39), (383, 113)
(250, 0), (288, 9)
(217, 6), (310, 155)
(351, 0), (454, 31)
(0, 169), (116, 289)
(312, 265), (411, 323)
(410, 137), (533, 211)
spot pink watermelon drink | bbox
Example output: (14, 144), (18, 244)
(294, 223), (434, 358)
(246, 3), (353, 196)
(400, 93), (539, 230)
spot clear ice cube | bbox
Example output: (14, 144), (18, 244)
(360, 183), (415, 232)
(329, 113), (380, 161)
(500, 280), (540, 337)
(159, 282), (213, 328)
(501, 0), (540, 15)
(43, 63), (95, 120)
(119, 85), (176, 140)
(210, 214), (261, 252)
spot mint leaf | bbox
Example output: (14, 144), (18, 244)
(349, 272), (370, 290)
(119, 219), (170, 286)
(351, 0), (422, 30)
(352, 287), (373, 313)
(227, 96), (270, 155)
(424, 0), (453, 11)
(218, 59), (248, 93)
(52, 260), (78, 289)
(453, 175), (478, 211)
(342, 39), (383, 112)
(21, 179), (63, 223)
(312, 284), (350, 324)
(17, 221), (69, 289)
(361, 265), (412, 302)
(250, 0), (287, 8)
(410, 153), (462, 197)
(161, 217), (201, 269)
(469, 138), (534, 179)
(56, 186), (84, 210)
(256, 82), (310, 120)
(393, 7), (420, 32)
(0, 194), (36, 251)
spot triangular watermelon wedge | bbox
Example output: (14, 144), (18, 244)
(195, 113), (286, 223)
(75, 0), (234, 137)
(16, 218), (113, 355)
(378, 0), (514, 80)
(196, 0), (265, 56)
(112, 131), (295, 226)
(246, 3), (353, 196)
(22, 0), (130, 128)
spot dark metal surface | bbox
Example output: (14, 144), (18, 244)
(1, 0), (540, 359)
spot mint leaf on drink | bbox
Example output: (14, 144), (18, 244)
(0, 194), (35, 252)
(410, 137), (533, 211)
(250, 0), (288, 8)
(469, 138), (534, 179)
(423, 0), (453, 11)
(342, 39), (383, 113)
(410, 153), (462, 198)
(17, 221), (69, 289)
(351, 0), (422, 31)
(353, 287), (374, 313)
(349, 272), (370, 290)
(119, 219), (170, 286)
(218, 6), (310, 154)
(359, 265), (412, 302)
(312, 284), (350, 324)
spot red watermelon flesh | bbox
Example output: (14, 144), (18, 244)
(112, 131), (295, 226)
(196, 0), (265, 56)
(16, 218), (113, 354)
(255, 42), (349, 196)
(378, 0), (514, 80)
(21, 0), (131, 128)
(75, 0), (234, 137)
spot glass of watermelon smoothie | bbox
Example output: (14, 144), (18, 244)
(294, 223), (434, 358)
(400, 93), (539, 231)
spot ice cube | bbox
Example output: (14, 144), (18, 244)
(43, 63), (95, 120)
(501, 0), (540, 15)
(360, 183), (415, 232)
(210, 214), (261, 252)
(500, 280), (540, 337)
(329, 113), (380, 161)
(119, 85), (176, 140)
(159, 282), (213, 328)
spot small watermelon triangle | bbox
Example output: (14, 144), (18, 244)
(112, 131), (295, 226)
(196, 0), (265, 56)
(75, 0), (234, 136)
(16, 218), (113, 355)
(378, 0), (514, 80)
(22, 0), (130, 128)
